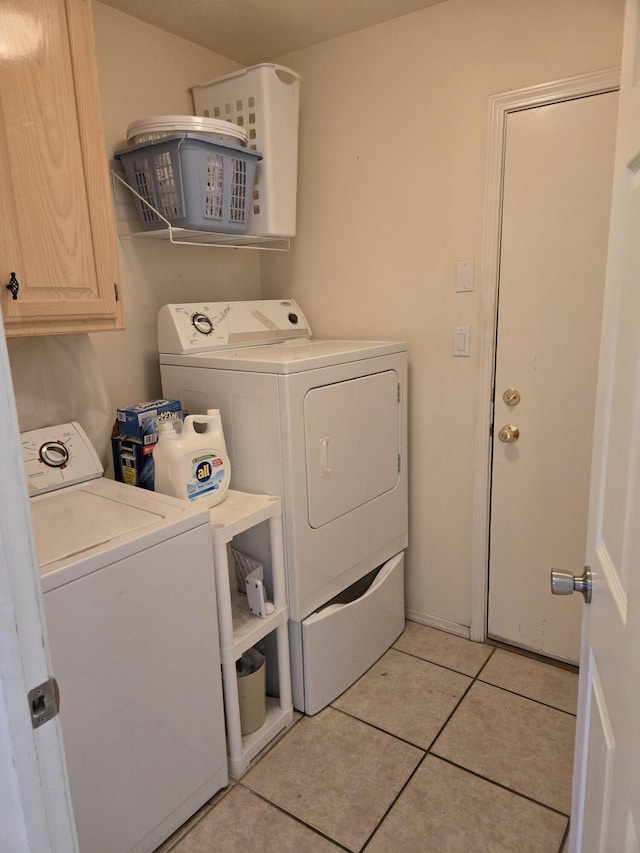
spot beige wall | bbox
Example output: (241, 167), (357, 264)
(90, 2), (262, 413)
(261, 0), (624, 630)
(59, 0), (623, 631)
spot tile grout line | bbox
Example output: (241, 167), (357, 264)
(357, 647), (501, 851)
(346, 643), (571, 850)
(475, 677), (578, 717)
(237, 782), (353, 852)
(163, 638), (574, 851)
(414, 645), (573, 822)
(358, 749), (429, 852)
(430, 754), (571, 819)
(413, 644), (573, 831)
(393, 643), (578, 716)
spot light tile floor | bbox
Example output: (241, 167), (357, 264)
(157, 622), (578, 853)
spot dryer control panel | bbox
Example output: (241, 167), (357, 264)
(21, 422), (103, 495)
(158, 299), (311, 355)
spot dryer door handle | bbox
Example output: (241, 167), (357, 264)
(320, 436), (331, 478)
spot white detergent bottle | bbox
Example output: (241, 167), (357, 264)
(153, 409), (231, 507)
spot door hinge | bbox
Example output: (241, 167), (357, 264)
(397, 383), (401, 404)
(114, 282), (120, 302)
(398, 453), (401, 473)
(28, 678), (60, 729)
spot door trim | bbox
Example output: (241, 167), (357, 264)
(469, 68), (620, 643)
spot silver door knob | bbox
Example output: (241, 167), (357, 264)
(498, 424), (520, 443)
(550, 565), (592, 604)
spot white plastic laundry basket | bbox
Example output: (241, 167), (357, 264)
(191, 64), (301, 238)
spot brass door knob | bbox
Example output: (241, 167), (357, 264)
(498, 424), (520, 443)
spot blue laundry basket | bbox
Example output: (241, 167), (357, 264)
(115, 133), (262, 234)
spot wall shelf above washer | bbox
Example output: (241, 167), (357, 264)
(111, 169), (290, 251)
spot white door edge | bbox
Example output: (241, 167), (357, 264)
(469, 67), (621, 643)
(0, 319), (78, 852)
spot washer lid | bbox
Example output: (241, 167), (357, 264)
(30, 478), (209, 591)
(160, 338), (407, 374)
(32, 489), (161, 568)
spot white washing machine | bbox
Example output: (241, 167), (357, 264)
(23, 422), (228, 853)
(159, 300), (408, 714)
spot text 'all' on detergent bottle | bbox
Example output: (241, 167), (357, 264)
(153, 409), (231, 507)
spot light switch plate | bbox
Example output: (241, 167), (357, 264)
(453, 326), (470, 357)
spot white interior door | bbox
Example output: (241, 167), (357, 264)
(487, 91), (618, 662)
(0, 317), (77, 851)
(570, 1), (640, 847)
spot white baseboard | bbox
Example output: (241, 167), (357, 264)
(404, 609), (471, 640)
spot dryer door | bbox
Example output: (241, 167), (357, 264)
(304, 370), (400, 528)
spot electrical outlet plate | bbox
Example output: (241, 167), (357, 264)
(456, 259), (474, 292)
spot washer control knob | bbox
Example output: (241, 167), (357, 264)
(39, 441), (69, 468)
(288, 313), (298, 324)
(192, 313), (213, 335)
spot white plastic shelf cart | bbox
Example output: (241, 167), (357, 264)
(209, 490), (293, 776)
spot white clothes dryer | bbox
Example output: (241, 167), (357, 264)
(159, 300), (408, 714)
(23, 422), (228, 853)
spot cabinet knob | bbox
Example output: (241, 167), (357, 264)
(6, 272), (19, 300)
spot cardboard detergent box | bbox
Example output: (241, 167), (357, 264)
(116, 399), (182, 445)
(111, 428), (156, 491)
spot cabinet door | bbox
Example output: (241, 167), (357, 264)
(0, 0), (123, 335)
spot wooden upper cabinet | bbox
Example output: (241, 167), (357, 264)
(0, 0), (123, 335)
